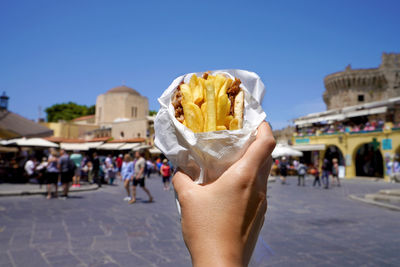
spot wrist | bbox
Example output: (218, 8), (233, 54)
(189, 241), (244, 267)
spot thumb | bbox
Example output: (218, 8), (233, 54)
(172, 170), (195, 195)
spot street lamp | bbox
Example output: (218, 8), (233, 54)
(0, 92), (9, 110)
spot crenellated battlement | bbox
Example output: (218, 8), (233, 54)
(323, 53), (400, 110)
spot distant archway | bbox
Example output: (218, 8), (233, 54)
(355, 143), (384, 178)
(323, 145), (345, 169)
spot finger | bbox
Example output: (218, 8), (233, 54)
(172, 170), (195, 194)
(241, 122), (276, 168)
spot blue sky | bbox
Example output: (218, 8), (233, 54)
(1, 0), (399, 129)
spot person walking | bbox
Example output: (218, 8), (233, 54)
(92, 152), (101, 187)
(279, 157), (288, 185)
(321, 158), (330, 189)
(129, 150), (153, 204)
(36, 157), (48, 188)
(105, 154), (115, 184)
(312, 164), (321, 187)
(70, 151), (83, 188)
(121, 154), (134, 201)
(45, 150), (59, 199)
(59, 149), (73, 198)
(160, 159), (171, 190)
(297, 161), (307, 186)
(331, 158), (341, 187)
(116, 154), (123, 180)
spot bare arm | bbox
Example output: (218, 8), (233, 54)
(173, 122), (275, 267)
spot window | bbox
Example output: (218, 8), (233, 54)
(358, 95), (364, 102)
(131, 107), (138, 118)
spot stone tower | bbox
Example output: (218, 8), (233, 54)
(323, 53), (400, 110)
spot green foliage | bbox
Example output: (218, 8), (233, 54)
(45, 102), (95, 122)
(149, 110), (158, 116)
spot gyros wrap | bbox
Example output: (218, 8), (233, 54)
(154, 69), (266, 184)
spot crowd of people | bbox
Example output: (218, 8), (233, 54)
(295, 118), (386, 136)
(10, 148), (175, 200)
(272, 157), (341, 189)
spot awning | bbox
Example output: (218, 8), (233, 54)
(133, 144), (151, 151)
(60, 143), (89, 151)
(344, 106), (387, 119)
(4, 138), (59, 148)
(292, 144), (326, 151)
(98, 143), (125, 150)
(86, 142), (104, 149)
(271, 144), (303, 158)
(118, 143), (141, 150)
(295, 114), (345, 126)
(149, 147), (162, 154)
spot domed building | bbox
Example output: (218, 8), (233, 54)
(95, 85), (149, 139)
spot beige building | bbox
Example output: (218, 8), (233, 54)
(95, 85), (149, 140)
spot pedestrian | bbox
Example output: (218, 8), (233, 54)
(160, 159), (171, 190)
(121, 154), (134, 201)
(36, 157), (48, 188)
(331, 158), (340, 187)
(70, 150), (83, 188)
(321, 158), (330, 189)
(24, 156), (37, 182)
(129, 150), (153, 204)
(297, 160), (307, 186)
(92, 152), (101, 187)
(279, 157), (288, 184)
(146, 159), (153, 178)
(311, 164), (321, 187)
(105, 154), (115, 184)
(156, 158), (162, 176)
(59, 149), (74, 198)
(116, 154), (123, 180)
(45, 149), (59, 199)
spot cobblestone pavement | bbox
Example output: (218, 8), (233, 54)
(0, 175), (399, 266)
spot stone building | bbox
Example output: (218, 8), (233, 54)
(323, 53), (400, 110)
(95, 85), (149, 140)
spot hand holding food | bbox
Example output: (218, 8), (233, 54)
(172, 73), (244, 133)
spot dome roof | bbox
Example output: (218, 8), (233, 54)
(106, 85), (140, 96)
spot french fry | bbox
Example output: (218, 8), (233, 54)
(180, 84), (193, 104)
(217, 94), (230, 126)
(216, 125), (227, 131)
(201, 102), (207, 132)
(229, 118), (239, 130)
(182, 102), (203, 133)
(218, 78), (233, 98)
(214, 74), (226, 96)
(189, 74), (198, 89)
(205, 80), (216, 132)
(193, 83), (204, 106)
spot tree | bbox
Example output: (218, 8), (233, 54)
(149, 110), (158, 116)
(45, 102), (95, 122)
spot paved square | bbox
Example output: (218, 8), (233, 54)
(0, 175), (399, 266)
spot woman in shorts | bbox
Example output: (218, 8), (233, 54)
(121, 154), (134, 201)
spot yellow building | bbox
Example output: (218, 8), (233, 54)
(293, 53), (400, 181)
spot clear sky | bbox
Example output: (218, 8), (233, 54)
(1, 0), (399, 129)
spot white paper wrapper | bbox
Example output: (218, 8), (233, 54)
(154, 69), (266, 184)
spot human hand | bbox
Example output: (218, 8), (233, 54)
(173, 122), (275, 267)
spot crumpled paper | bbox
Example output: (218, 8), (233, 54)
(154, 69), (266, 184)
